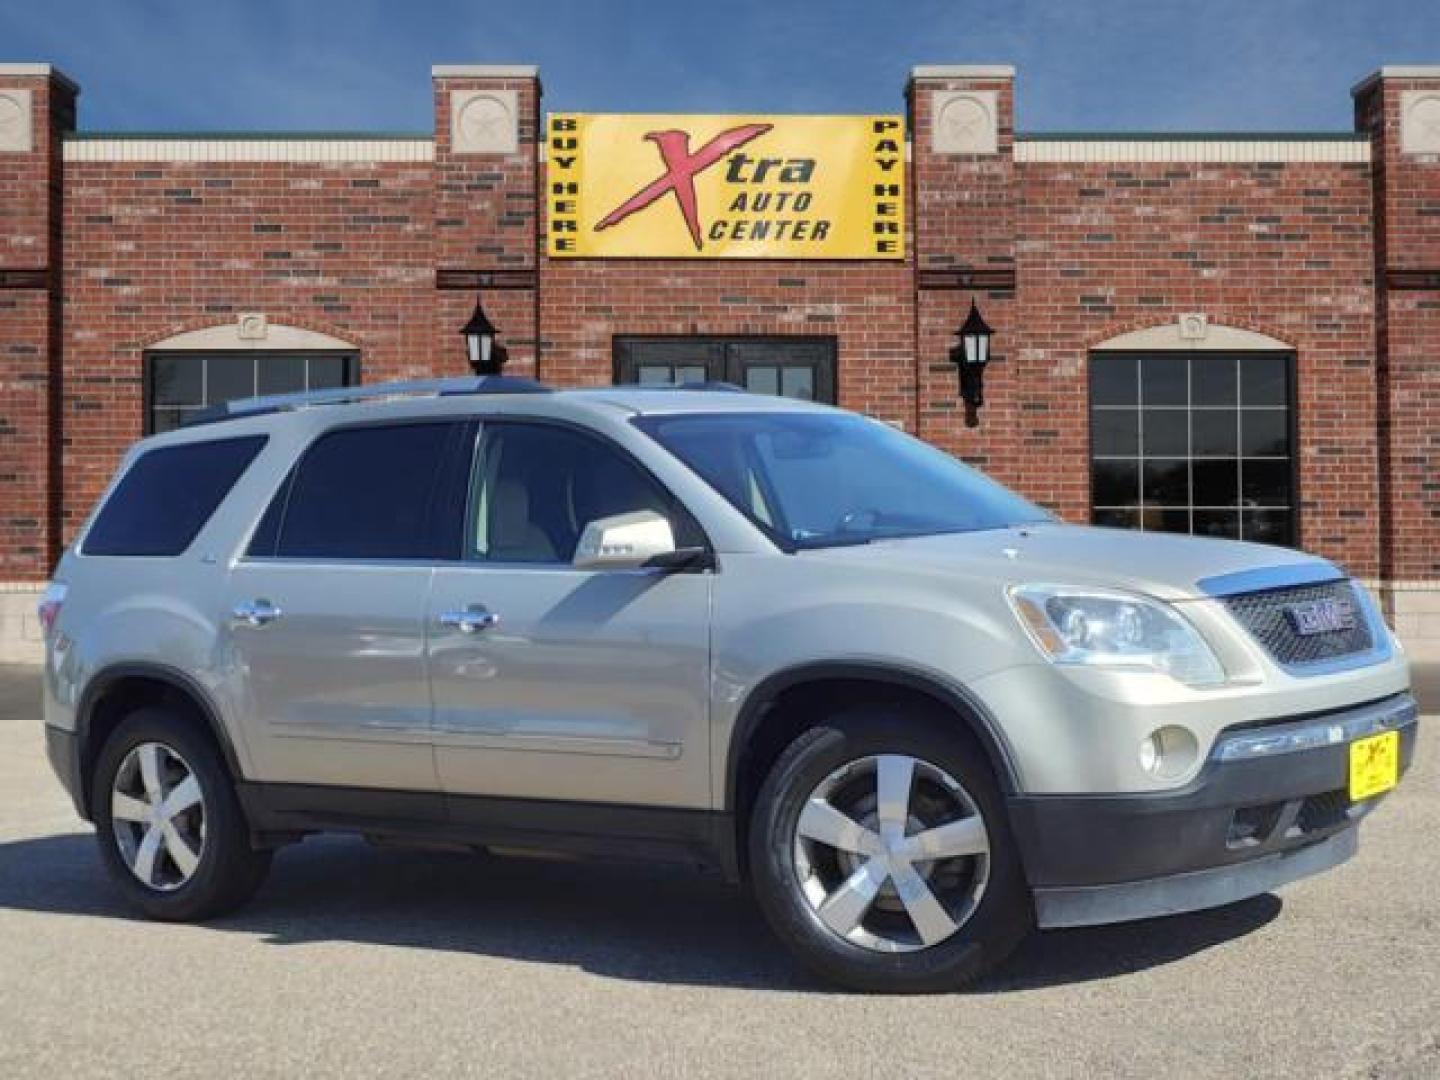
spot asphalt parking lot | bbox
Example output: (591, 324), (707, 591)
(1, 663), (1436, 1079)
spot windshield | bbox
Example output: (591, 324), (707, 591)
(634, 411), (1051, 549)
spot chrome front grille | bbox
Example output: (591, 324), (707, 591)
(1222, 579), (1374, 668)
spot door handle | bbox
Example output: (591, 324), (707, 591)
(438, 605), (499, 634)
(232, 599), (283, 627)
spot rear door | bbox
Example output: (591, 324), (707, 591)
(224, 419), (471, 791)
(426, 418), (713, 808)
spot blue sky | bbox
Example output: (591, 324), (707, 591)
(3, 0), (1437, 133)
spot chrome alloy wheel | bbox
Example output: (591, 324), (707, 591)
(110, 742), (207, 892)
(792, 754), (990, 953)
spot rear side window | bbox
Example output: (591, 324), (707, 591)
(253, 422), (468, 560)
(84, 435), (267, 557)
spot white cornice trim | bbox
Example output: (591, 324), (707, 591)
(1352, 65), (1440, 96)
(0, 62), (78, 92)
(63, 138), (434, 162)
(911, 64), (1015, 81)
(431, 64), (539, 79)
(1015, 139), (1370, 163)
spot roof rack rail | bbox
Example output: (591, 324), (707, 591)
(637, 381), (748, 393)
(183, 375), (551, 427)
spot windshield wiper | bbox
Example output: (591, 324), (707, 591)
(791, 533), (876, 549)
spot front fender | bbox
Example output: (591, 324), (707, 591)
(709, 553), (1037, 808)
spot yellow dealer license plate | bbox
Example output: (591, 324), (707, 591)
(1348, 730), (1400, 802)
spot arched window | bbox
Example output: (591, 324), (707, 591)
(1088, 324), (1296, 546)
(142, 323), (359, 433)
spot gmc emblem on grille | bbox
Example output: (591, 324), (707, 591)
(1284, 597), (1357, 636)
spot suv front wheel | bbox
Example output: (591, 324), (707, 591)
(92, 707), (271, 921)
(748, 706), (1032, 992)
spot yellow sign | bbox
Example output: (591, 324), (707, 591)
(547, 113), (905, 259)
(1348, 730), (1399, 801)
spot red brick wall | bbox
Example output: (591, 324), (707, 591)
(1357, 75), (1440, 582)
(59, 156), (438, 535)
(50, 70), (546, 548)
(533, 89), (915, 418)
(537, 257), (915, 425)
(431, 75), (539, 268)
(1012, 156), (1379, 575)
(431, 73), (540, 376)
(909, 73), (1380, 577)
(910, 74), (1016, 277)
(0, 72), (73, 578)
(1, 63), (1434, 593)
(909, 73), (1021, 507)
(0, 288), (54, 574)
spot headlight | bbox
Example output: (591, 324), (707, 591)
(1008, 584), (1226, 687)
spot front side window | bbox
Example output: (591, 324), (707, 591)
(1089, 351), (1295, 545)
(252, 422), (469, 560)
(467, 422), (703, 564)
(635, 412), (1049, 550)
(146, 352), (357, 433)
(85, 435), (267, 556)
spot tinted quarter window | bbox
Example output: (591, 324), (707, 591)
(84, 435), (267, 557)
(273, 422), (467, 560)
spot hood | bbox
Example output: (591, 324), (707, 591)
(798, 523), (1342, 602)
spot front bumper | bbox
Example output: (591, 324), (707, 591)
(1008, 692), (1419, 928)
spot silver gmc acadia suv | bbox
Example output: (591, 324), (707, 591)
(40, 376), (1417, 992)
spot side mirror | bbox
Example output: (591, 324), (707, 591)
(573, 510), (676, 570)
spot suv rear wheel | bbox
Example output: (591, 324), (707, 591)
(748, 706), (1031, 992)
(92, 707), (271, 920)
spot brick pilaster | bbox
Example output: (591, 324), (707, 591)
(0, 65), (76, 580)
(908, 66), (1019, 473)
(1354, 67), (1440, 637)
(431, 65), (541, 377)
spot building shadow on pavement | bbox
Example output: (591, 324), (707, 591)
(0, 829), (1279, 993)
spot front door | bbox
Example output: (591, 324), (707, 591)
(614, 336), (837, 404)
(225, 419), (471, 791)
(426, 419), (713, 808)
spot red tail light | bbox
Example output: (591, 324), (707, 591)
(37, 582), (66, 637)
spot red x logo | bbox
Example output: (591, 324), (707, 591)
(595, 123), (773, 251)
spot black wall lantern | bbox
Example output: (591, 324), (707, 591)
(949, 299), (994, 428)
(461, 294), (508, 375)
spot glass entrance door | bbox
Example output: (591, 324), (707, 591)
(614, 336), (836, 404)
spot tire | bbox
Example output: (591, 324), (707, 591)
(91, 706), (271, 921)
(748, 705), (1032, 993)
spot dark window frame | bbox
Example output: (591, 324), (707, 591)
(143, 350), (360, 434)
(613, 335), (837, 404)
(1086, 349), (1300, 548)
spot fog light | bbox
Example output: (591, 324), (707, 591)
(1138, 726), (1199, 780)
